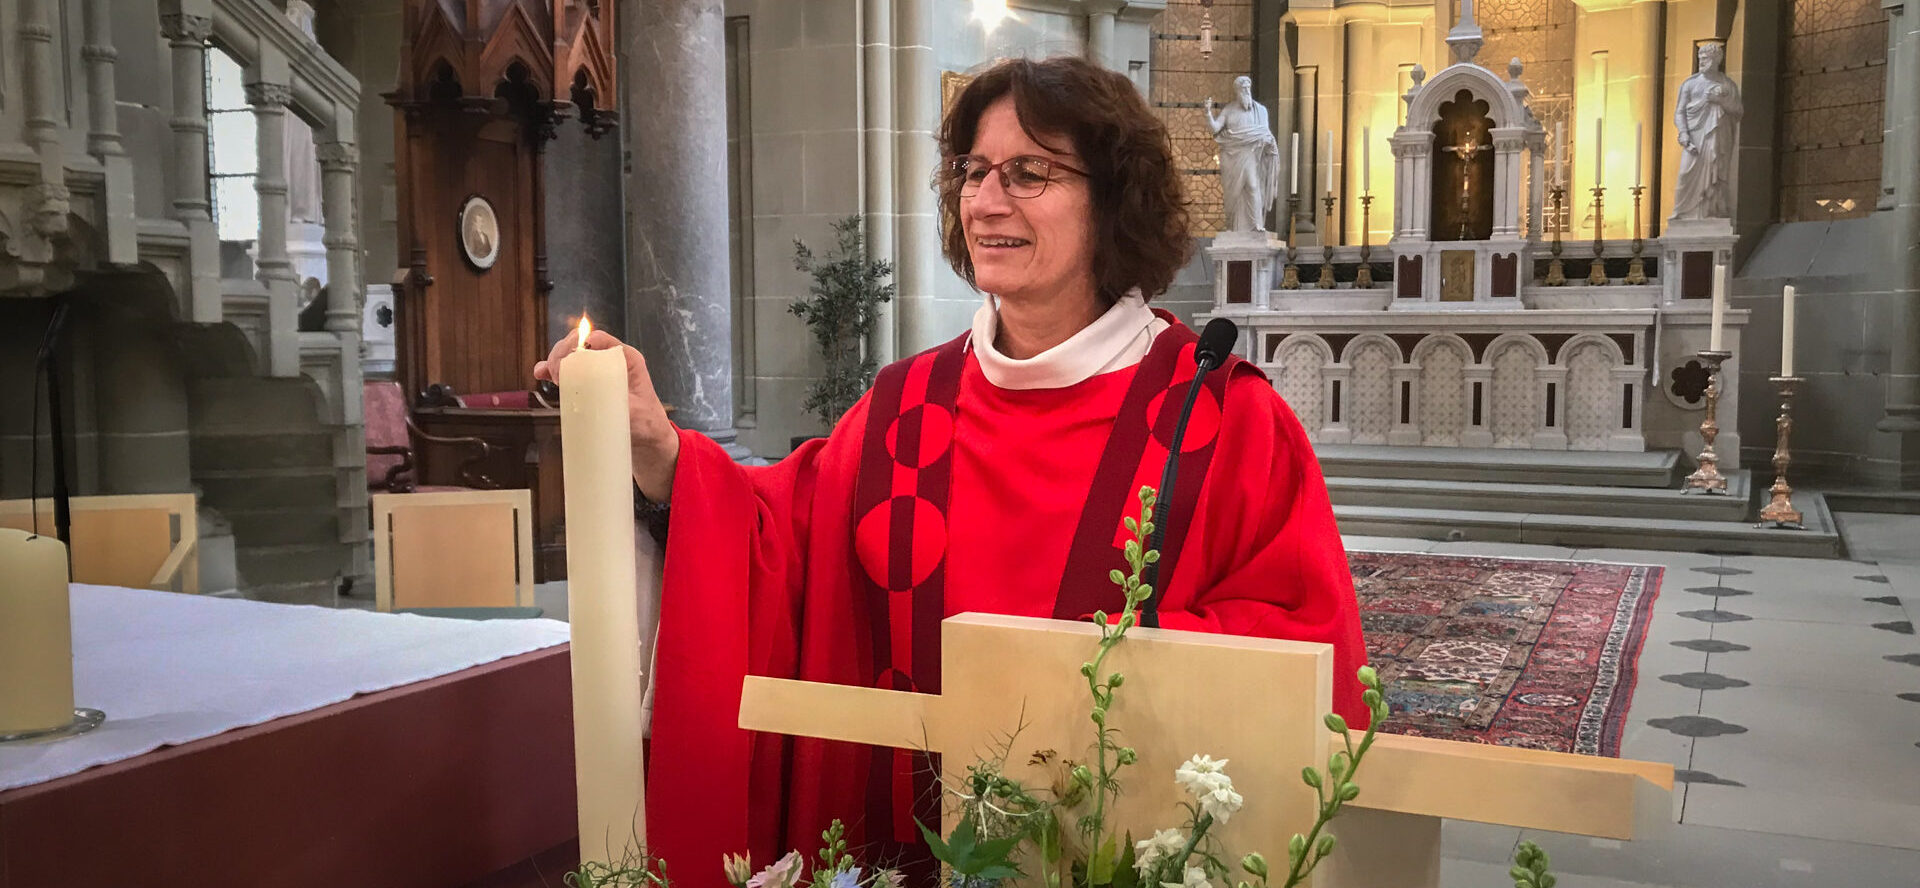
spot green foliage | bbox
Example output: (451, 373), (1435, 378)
(791, 216), (895, 428)
(921, 811), (1025, 882)
(567, 845), (670, 888)
(1510, 841), (1556, 888)
(810, 820), (858, 886)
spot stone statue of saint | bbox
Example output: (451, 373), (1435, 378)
(1671, 41), (1742, 221)
(1207, 76), (1281, 232)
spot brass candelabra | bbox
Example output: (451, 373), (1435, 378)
(1356, 193), (1375, 288)
(1758, 376), (1806, 529)
(1626, 185), (1648, 285)
(1318, 191), (1338, 289)
(1587, 185), (1608, 285)
(1683, 350), (1732, 494)
(1281, 195), (1301, 289)
(1545, 185), (1567, 286)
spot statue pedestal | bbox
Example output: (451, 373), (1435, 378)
(1206, 230), (1285, 310)
(1660, 218), (1736, 308)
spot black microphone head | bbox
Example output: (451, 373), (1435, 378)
(1195, 318), (1239, 369)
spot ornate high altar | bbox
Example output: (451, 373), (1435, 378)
(1202, 6), (1750, 465)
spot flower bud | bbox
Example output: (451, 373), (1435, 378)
(1287, 834), (1307, 862)
(1117, 747), (1138, 765)
(1340, 782), (1360, 801)
(1300, 767), (1322, 788)
(1072, 765), (1095, 787)
(1240, 853), (1269, 878)
(1324, 713), (1348, 734)
(1316, 835), (1336, 858)
(1357, 665), (1379, 689)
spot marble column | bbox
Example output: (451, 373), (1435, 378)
(82, 0), (135, 263)
(623, 0), (741, 447)
(161, 11), (221, 322)
(1880, 1), (1920, 436)
(248, 63), (299, 378)
(861, 0), (897, 364)
(318, 137), (363, 334)
(893, 0), (941, 350)
(1088, 2), (1119, 69)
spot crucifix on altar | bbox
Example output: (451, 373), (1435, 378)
(1446, 134), (1493, 241)
(739, 612), (1674, 888)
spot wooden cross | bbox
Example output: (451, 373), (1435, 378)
(740, 613), (1673, 888)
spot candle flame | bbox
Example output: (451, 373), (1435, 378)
(578, 316), (592, 348)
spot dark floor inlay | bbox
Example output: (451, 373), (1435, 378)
(1672, 639), (1752, 653)
(1866, 595), (1903, 606)
(1674, 769), (1746, 786)
(1887, 653), (1920, 667)
(1647, 715), (1749, 737)
(1897, 693), (1920, 703)
(1686, 585), (1753, 597)
(1875, 621), (1916, 635)
(1858, 575), (1892, 584)
(1660, 672), (1751, 690)
(1693, 566), (1754, 577)
(1678, 609), (1752, 623)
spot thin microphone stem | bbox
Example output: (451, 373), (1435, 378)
(1140, 362), (1215, 629)
(36, 299), (73, 549)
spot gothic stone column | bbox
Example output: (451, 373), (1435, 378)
(247, 68), (300, 378)
(318, 138), (363, 334)
(623, 0), (741, 447)
(161, 10), (221, 322)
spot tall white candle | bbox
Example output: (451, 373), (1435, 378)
(1554, 120), (1565, 188)
(1325, 128), (1334, 194)
(559, 317), (647, 864)
(1782, 285), (1797, 377)
(1290, 132), (1300, 196)
(1594, 117), (1605, 185)
(1363, 126), (1372, 193)
(0, 528), (74, 735)
(1633, 122), (1643, 187)
(1709, 263), (1727, 352)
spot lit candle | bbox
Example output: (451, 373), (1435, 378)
(559, 317), (648, 864)
(0, 528), (74, 735)
(1633, 122), (1643, 187)
(1709, 263), (1727, 352)
(1781, 284), (1797, 377)
(1325, 128), (1334, 194)
(1363, 126), (1372, 193)
(1593, 117), (1605, 186)
(1290, 132), (1300, 196)
(1554, 120), (1565, 188)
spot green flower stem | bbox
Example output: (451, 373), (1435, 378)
(1166, 812), (1215, 881)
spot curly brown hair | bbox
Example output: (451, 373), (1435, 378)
(937, 56), (1191, 305)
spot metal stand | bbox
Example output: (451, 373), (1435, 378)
(1683, 349), (1732, 494)
(1625, 184), (1648, 285)
(1281, 195), (1301, 289)
(1317, 191), (1338, 289)
(1356, 193), (1375, 287)
(1759, 376), (1806, 528)
(1545, 186), (1567, 286)
(0, 708), (106, 744)
(1587, 185), (1608, 285)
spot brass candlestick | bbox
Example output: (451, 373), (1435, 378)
(1625, 184), (1648, 285)
(1545, 185), (1567, 286)
(1281, 195), (1301, 289)
(1683, 349), (1732, 494)
(1587, 185), (1608, 285)
(1318, 191), (1338, 288)
(1759, 376), (1806, 528)
(1356, 193), (1375, 287)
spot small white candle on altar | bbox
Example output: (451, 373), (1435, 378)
(0, 528), (75, 735)
(1709, 262), (1727, 352)
(1782, 284), (1798, 377)
(1363, 126), (1372, 192)
(1593, 117), (1605, 186)
(558, 317), (648, 864)
(1633, 122), (1643, 187)
(1325, 129), (1334, 194)
(1290, 132), (1300, 196)
(1554, 120), (1565, 187)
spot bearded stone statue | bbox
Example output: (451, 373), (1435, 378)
(1671, 42), (1743, 221)
(1207, 76), (1281, 232)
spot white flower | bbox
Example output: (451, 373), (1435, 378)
(1159, 865), (1210, 888)
(1174, 754), (1228, 791)
(747, 851), (804, 888)
(1133, 828), (1187, 875)
(1197, 780), (1245, 824)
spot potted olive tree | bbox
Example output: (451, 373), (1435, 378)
(789, 216), (894, 453)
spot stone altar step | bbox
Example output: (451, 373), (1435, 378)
(1326, 472), (1752, 522)
(1332, 493), (1842, 559)
(1314, 445), (1680, 488)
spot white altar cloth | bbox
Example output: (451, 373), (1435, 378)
(0, 585), (569, 792)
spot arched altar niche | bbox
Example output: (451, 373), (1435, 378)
(1431, 90), (1495, 242)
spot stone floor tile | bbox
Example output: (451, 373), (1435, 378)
(1712, 555), (1891, 597)
(1704, 619), (1920, 692)
(1440, 819), (1522, 864)
(1515, 818), (1920, 888)
(1426, 540), (1583, 560)
(1682, 783), (1920, 851)
(534, 581), (571, 623)
(1573, 548), (1723, 574)
(1340, 534), (1437, 554)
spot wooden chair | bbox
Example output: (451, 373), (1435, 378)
(363, 380), (496, 491)
(371, 489), (534, 612)
(0, 493), (199, 593)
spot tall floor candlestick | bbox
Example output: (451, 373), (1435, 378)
(1318, 191), (1338, 289)
(1683, 350), (1732, 494)
(1281, 195), (1301, 289)
(1626, 185), (1648, 285)
(559, 318), (648, 863)
(1587, 184), (1608, 285)
(1545, 185), (1567, 286)
(1758, 376), (1805, 528)
(1356, 193), (1376, 288)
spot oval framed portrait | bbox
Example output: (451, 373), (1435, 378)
(458, 195), (500, 271)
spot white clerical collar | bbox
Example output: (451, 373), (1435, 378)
(969, 290), (1168, 390)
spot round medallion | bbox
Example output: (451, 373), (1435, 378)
(458, 195), (501, 271)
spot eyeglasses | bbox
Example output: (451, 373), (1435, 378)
(943, 154), (1088, 199)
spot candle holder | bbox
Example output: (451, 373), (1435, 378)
(1318, 191), (1338, 289)
(1683, 349), (1732, 494)
(1356, 193), (1375, 288)
(1544, 185), (1567, 286)
(0, 707), (105, 744)
(1281, 195), (1301, 289)
(1625, 184), (1648, 285)
(1758, 376), (1806, 529)
(1587, 185), (1608, 285)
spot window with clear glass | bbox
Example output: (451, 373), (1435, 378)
(206, 48), (260, 244)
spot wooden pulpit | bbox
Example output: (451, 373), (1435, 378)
(738, 613), (1674, 888)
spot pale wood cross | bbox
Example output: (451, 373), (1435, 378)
(740, 613), (1673, 888)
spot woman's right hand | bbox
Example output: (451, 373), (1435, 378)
(534, 329), (681, 502)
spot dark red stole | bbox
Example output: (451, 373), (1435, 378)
(846, 312), (1240, 841)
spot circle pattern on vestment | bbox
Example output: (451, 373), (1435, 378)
(885, 404), (954, 469)
(854, 495), (947, 591)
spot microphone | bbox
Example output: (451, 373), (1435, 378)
(1140, 318), (1238, 628)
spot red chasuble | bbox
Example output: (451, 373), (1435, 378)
(645, 314), (1366, 885)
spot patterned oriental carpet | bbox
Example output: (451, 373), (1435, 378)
(1349, 551), (1664, 758)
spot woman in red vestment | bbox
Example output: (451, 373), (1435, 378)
(535, 56), (1366, 886)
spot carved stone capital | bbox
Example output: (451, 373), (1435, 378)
(30, 182), (72, 237)
(244, 82), (294, 108)
(81, 44), (119, 63)
(316, 141), (359, 171)
(160, 13), (213, 43)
